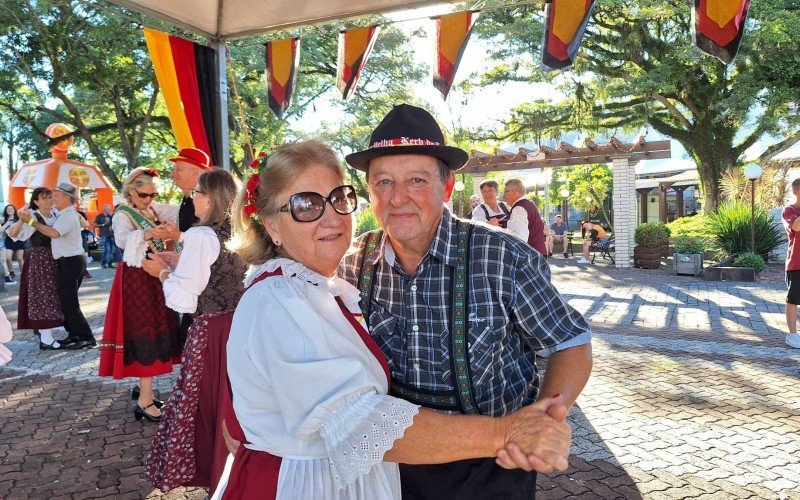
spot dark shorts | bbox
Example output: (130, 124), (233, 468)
(786, 270), (800, 304)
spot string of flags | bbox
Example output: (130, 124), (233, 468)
(146, 0), (753, 123)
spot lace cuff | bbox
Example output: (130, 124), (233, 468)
(163, 280), (198, 314)
(320, 393), (419, 490)
(123, 230), (147, 268)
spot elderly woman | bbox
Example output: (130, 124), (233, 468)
(144, 169), (248, 492)
(6, 188), (64, 349)
(98, 167), (181, 422)
(212, 140), (571, 499)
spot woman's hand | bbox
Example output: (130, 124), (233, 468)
(141, 253), (168, 278)
(155, 251), (180, 269)
(221, 418), (241, 455)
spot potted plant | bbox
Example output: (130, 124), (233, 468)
(634, 222), (670, 269)
(705, 252), (764, 282)
(673, 235), (705, 276)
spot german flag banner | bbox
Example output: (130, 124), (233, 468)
(433, 11), (478, 99)
(337, 26), (381, 100)
(542, 0), (595, 70)
(265, 38), (301, 118)
(692, 0), (750, 64)
(143, 28), (220, 164)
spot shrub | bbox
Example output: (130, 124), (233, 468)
(706, 202), (785, 261)
(673, 235), (706, 254)
(667, 215), (715, 240)
(734, 252), (765, 274)
(355, 206), (379, 236)
(634, 222), (670, 247)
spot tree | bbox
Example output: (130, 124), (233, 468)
(548, 164), (613, 229)
(470, 0), (800, 212)
(0, 0), (172, 188)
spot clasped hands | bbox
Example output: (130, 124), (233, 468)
(496, 394), (572, 474)
(144, 221), (181, 242)
(16, 205), (32, 224)
(141, 251), (179, 278)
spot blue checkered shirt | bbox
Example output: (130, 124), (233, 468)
(339, 208), (591, 416)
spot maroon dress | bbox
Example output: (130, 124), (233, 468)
(17, 213), (63, 330)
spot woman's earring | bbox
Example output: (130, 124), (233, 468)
(274, 239), (281, 247)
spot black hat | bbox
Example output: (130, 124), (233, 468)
(345, 104), (468, 172)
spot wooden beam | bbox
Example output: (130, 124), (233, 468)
(460, 149), (671, 173)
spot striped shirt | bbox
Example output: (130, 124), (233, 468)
(339, 208), (591, 416)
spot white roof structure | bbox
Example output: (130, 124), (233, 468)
(105, 0), (458, 39)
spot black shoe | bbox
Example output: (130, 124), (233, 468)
(563, 252), (569, 258)
(64, 340), (97, 350)
(33, 329), (41, 337)
(131, 386), (164, 408)
(39, 340), (62, 350)
(134, 403), (161, 422)
(108, 264), (115, 269)
(548, 252), (553, 257)
(59, 337), (79, 348)
(4, 276), (16, 285)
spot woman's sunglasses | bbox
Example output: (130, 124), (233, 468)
(134, 190), (158, 200)
(279, 185), (358, 222)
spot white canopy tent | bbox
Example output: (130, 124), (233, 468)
(102, 0), (466, 168)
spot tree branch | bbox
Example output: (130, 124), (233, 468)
(757, 129), (800, 164)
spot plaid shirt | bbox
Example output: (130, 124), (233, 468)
(339, 208), (591, 416)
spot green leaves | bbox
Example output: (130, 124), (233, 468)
(706, 201), (785, 260)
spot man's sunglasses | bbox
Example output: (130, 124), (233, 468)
(279, 185), (358, 222)
(134, 190), (158, 200)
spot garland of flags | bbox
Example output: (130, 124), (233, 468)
(145, 3), (753, 121)
(143, 28), (220, 164)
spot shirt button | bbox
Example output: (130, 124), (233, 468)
(411, 284), (418, 292)
(413, 362), (420, 370)
(412, 325), (419, 332)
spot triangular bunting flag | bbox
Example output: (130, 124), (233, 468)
(433, 11), (478, 100)
(692, 0), (750, 64)
(542, 0), (595, 70)
(265, 38), (301, 119)
(337, 26), (381, 100)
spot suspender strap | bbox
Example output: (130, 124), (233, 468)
(357, 230), (382, 323)
(449, 220), (478, 414)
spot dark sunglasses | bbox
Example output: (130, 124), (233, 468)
(279, 185), (358, 222)
(134, 190), (158, 200)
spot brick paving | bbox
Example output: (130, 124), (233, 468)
(1, 259), (799, 499)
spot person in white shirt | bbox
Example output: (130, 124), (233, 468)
(471, 179), (510, 225)
(211, 140), (571, 500)
(19, 184), (95, 349)
(499, 179), (548, 255)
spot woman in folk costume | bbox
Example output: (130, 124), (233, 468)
(212, 140), (571, 500)
(6, 188), (64, 349)
(144, 168), (248, 492)
(98, 167), (181, 422)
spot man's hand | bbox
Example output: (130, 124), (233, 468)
(487, 217), (501, 227)
(149, 221), (181, 242)
(495, 395), (572, 474)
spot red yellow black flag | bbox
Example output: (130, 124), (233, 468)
(265, 38), (301, 118)
(433, 11), (478, 99)
(692, 0), (750, 64)
(542, 0), (595, 70)
(337, 26), (381, 100)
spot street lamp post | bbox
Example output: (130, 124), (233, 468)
(560, 187), (570, 226)
(453, 178), (466, 217)
(743, 164), (763, 254)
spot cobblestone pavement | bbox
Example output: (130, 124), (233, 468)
(1, 259), (799, 499)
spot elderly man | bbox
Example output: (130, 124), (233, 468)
(472, 179), (510, 225)
(501, 178), (547, 255)
(19, 184), (96, 349)
(339, 104), (592, 499)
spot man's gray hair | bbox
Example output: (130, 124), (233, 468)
(56, 183), (78, 201)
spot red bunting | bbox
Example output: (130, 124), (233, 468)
(265, 38), (301, 118)
(433, 11), (478, 99)
(337, 26), (381, 100)
(692, 0), (750, 64)
(542, 0), (595, 70)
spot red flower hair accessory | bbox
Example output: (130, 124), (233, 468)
(130, 167), (160, 184)
(243, 152), (268, 219)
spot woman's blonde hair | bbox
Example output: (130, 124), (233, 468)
(229, 139), (344, 266)
(196, 169), (238, 229)
(122, 168), (159, 204)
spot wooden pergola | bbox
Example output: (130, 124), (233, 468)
(463, 138), (671, 268)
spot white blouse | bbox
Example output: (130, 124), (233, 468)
(162, 226), (220, 314)
(10, 211), (57, 241)
(112, 202), (179, 267)
(471, 202), (509, 223)
(218, 259), (419, 499)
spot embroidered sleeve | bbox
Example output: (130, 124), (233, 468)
(320, 393), (419, 490)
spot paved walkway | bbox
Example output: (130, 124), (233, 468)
(1, 259), (799, 499)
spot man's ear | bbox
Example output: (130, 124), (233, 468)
(443, 171), (456, 202)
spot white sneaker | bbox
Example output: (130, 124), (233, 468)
(576, 258), (591, 264)
(786, 332), (800, 349)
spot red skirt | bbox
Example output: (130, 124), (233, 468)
(17, 246), (63, 330)
(146, 310), (236, 492)
(98, 263), (181, 379)
(220, 445), (282, 500)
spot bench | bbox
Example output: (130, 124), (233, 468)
(589, 235), (615, 264)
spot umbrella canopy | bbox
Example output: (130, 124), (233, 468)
(105, 0), (449, 39)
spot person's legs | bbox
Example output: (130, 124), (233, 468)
(13, 249), (24, 274)
(785, 271), (800, 348)
(101, 236), (113, 267)
(582, 240), (591, 260)
(55, 256), (94, 343)
(4, 249), (13, 277)
(545, 234), (553, 255)
(137, 377), (161, 417)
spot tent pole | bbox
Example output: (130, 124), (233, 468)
(212, 41), (230, 170)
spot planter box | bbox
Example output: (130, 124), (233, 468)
(674, 253), (703, 276)
(633, 246), (661, 269)
(660, 243), (671, 258)
(704, 266), (755, 282)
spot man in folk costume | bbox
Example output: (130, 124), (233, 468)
(339, 104), (593, 499)
(501, 178), (548, 256)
